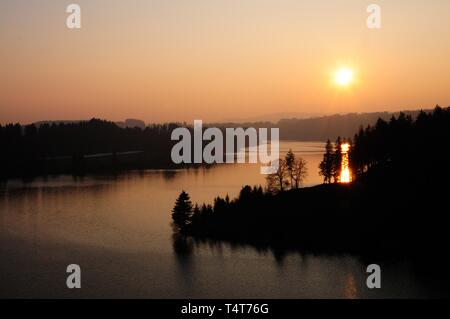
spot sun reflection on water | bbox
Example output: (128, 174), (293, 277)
(340, 143), (351, 183)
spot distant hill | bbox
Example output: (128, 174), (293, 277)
(209, 108), (437, 141)
(275, 109), (433, 141)
(220, 112), (322, 124)
(116, 119), (146, 129)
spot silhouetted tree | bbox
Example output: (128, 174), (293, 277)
(172, 191), (193, 232)
(332, 137), (342, 183)
(291, 157), (308, 189)
(285, 149), (295, 186)
(319, 140), (334, 183)
(284, 149), (308, 189)
(266, 159), (288, 193)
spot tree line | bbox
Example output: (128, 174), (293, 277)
(349, 105), (450, 182)
(0, 118), (180, 177)
(317, 105), (450, 184)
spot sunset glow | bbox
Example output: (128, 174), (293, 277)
(1, 1), (450, 124)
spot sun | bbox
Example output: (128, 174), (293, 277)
(334, 67), (354, 86)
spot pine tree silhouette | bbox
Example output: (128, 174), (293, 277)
(172, 191), (193, 232)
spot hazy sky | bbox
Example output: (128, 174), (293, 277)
(1, 0), (449, 124)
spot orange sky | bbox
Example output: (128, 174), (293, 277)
(1, 0), (449, 124)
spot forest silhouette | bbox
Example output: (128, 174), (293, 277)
(172, 106), (450, 261)
(0, 119), (182, 178)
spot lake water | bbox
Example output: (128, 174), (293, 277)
(0, 142), (438, 298)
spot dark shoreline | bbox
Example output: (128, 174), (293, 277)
(178, 173), (449, 264)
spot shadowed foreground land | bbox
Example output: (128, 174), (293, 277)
(184, 179), (449, 258)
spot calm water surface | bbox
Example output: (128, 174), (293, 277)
(0, 142), (436, 298)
